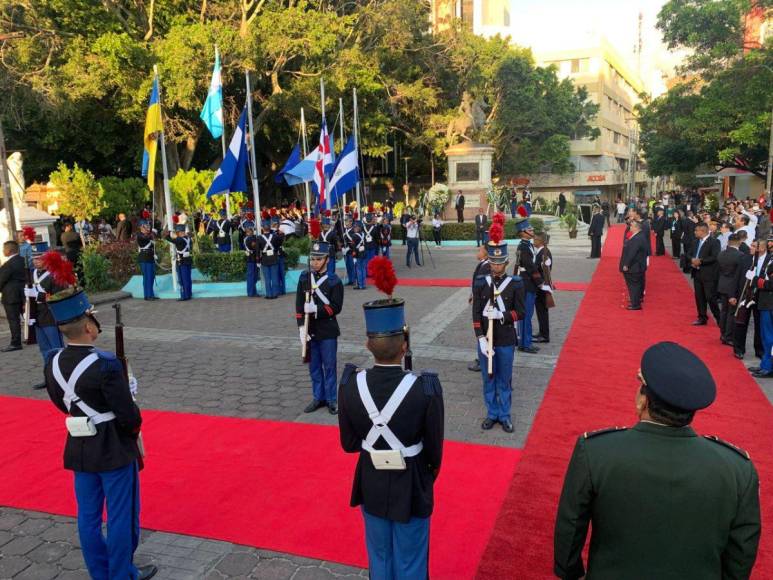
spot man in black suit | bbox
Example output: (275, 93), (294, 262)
(474, 208), (488, 247)
(717, 234), (747, 345)
(115, 213), (133, 241)
(454, 190), (465, 223)
(619, 220), (648, 310)
(587, 206), (604, 258)
(652, 207), (667, 256)
(0, 241), (26, 351)
(690, 222), (721, 326)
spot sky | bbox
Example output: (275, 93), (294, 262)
(507, 0), (687, 96)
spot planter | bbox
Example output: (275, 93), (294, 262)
(568, 229), (578, 239)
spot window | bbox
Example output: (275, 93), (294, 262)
(482, 0), (510, 26)
(571, 59), (580, 74)
(613, 132), (621, 145)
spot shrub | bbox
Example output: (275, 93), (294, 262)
(196, 232), (216, 253)
(81, 245), (114, 292)
(98, 177), (149, 218)
(283, 244), (301, 269)
(528, 217), (546, 235)
(97, 241), (139, 286)
(194, 252), (246, 282)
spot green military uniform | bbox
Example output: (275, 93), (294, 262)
(554, 342), (761, 580)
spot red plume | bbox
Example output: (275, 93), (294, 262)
(517, 205), (528, 217)
(488, 223), (504, 245)
(41, 251), (76, 287)
(247, 200), (254, 208)
(270, 208), (277, 217)
(492, 212), (506, 226)
(22, 226), (36, 243)
(325, 209), (331, 217)
(141, 209), (151, 219)
(368, 256), (397, 298)
(309, 217), (322, 239)
(353, 211), (359, 220)
(368, 205), (374, 213)
(261, 210), (270, 220)
(172, 214), (179, 224)
(246, 212), (255, 221)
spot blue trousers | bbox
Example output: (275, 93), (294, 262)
(510, 201), (517, 218)
(518, 291), (536, 348)
(177, 263), (192, 300)
(345, 253), (355, 284)
(760, 310), (773, 372)
(263, 264), (280, 298)
(381, 245), (391, 259)
(246, 262), (259, 297)
(36, 325), (64, 362)
(326, 255), (336, 278)
(139, 261), (155, 299)
(478, 343), (515, 422)
(217, 242), (231, 253)
(74, 461), (140, 580)
(354, 259), (367, 288)
(406, 238), (420, 266)
(309, 338), (337, 403)
(278, 256), (287, 295)
(362, 508), (429, 580)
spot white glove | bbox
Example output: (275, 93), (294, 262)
(746, 270), (755, 281)
(304, 301), (318, 314)
(478, 336), (489, 353)
(540, 284), (553, 293)
(128, 376), (138, 397)
(299, 327), (308, 343)
(646, 257), (650, 267)
(545, 258), (552, 267)
(485, 307), (504, 320)
(24, 288), (38, 298)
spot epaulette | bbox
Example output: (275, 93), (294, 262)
(339, 363), (358, 388)
(510, 276), (524, 286)
(473, 275), (488, 289)
(298, 270), (309, 282)
(703, 435), (751, 460)
(420, 370), (442, 396)
(328, 272), (341, 285)
(583, 426), (628, 439)
(94, 348), (117, 361)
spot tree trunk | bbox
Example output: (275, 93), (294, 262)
(179, 130), (202, 171)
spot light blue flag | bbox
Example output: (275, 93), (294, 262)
(328, 136), (359, 206)
(207, 107), (248, 198)
(200, 50), (224, 139)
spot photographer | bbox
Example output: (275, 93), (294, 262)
(432, 213), (443, 246)
(406, 215), (422, 267)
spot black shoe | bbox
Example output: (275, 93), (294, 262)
(691, 319), (707, 326)
(32, 382), (46, 390)
(734, 352), (744, 360)
(626, 306), (642, 310)
(532, 335), (549, 343)
(148, 296), (159, 301)
(501, 419), (514, 433)
(304, 399), (325, 413)
(752, 370), (773, 378)
(481, 418), (496, 430)
(721, 338), (733, 346)
(176, 298), (186, 302)
(748, 366), (761, 373)
(328, 403), (338, 415)
(1, 345), (22, 352)
(468, 359), (481, 372)
(518, 346), (540, 354)
(138, 565), (158, 580)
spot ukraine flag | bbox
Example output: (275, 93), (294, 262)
(141, 75), (163, 191)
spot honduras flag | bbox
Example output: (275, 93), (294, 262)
(275, 144), (301, 184)
(328, 136), (359, 206)
(207, 107), (248, 198)
(200, 50), (224, 139)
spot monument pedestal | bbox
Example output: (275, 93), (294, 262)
(443, 142), (495, 221)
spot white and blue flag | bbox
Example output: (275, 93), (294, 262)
(200, 50), (224, 139)
(328, 136), (359, 206)
(207, 107), (248, 198)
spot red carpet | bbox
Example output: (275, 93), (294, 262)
(477, 225), (773, 579)
(367, 277), (588, 291)
(0, 397), (519, 578)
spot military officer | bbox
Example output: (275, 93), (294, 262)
(163, 219), (193, 301)
(342, 215), (356, 285)
(297, 240), (344, 414)
(473, 219), (526, 433)
(514, 218), (541, 353)
(318, 210), (339, 278)
(349, 220), (367, 290)
(242, 215), (260, 297)
(554, 342), (760, 579)
(337, 275), (444, 580)
(44, 282), (157, 580)
(379, 215), (392, 258)
(28, 251), (67, 388)
(362, 208), (379, 273)
(136, 218), (158, 301)
(208, 207), (233, 252)
(468, 245), (491, 373)
(258, 211), (281, 299)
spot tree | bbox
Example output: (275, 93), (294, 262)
(98, 176), (150, 218)
(50, 162), (106, 220)
(169, 167), (247, 215)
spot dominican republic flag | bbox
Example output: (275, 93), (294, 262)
(206, 107), (248, 198)
(328, 136), (359, 206)
(313, 117), (334, 208)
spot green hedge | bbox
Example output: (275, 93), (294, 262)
(390, 217), (547, 240)
(194, 252), (247, 282)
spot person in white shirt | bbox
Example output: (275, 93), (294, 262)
(431, 214), (443, 246)
(736, 211), (757, 242)
(616, 200), (626, 223)
(406, 216), (421, 267)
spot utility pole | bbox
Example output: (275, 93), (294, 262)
(0, 121), (18, 240)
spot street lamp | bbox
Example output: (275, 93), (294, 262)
(402, 156), (411, 204)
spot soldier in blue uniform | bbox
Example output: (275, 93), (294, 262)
(257, 211), (280, 299)
(29, 251), (67, 389)
(163, 221), (193, 301)
(44, 284), (157, 580)
(318, 211), (339, 278)
(296, 240), (344, 414)
(208, 207), (233, 252)
(242, 216), (260, 297)
(271, 211), (287, 295)
(362, 210), (379, 274)
(349, 220), (367, 290)
(136, 219), (157, 301)
(337, 275), (444, 580)
(473, 219), (525, 433)
(379, 215), (392, 258)
(342, 215), (356, 285)
(514, 218), (540, 354)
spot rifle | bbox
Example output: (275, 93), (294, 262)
(302, 255), (312, 364)
(541, 247), (556, 309)
(112, 303), (129, 383)
(23, 268), (37, 345)
(404, 325), (413, 371)
(487, 279), (495, 378)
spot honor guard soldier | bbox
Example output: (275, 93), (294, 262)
(554, 342), (760, 579)
(342, 214), (356, 285)
(514, 217), (541, 353)
(136, 212), (158, 301)
(319, 210), (339, 278)
(164, 217), (193, 301)
(297, 238), (344, 414)
(43, 261), (157, 580)
(362, 208), (379, 271)
(468, 244), (492, 372)
(29, 252), (67, 388)
(208, 206), (233, 252)
(258, 211), (281, 299)
(243, 214), (260, 297)
(379, 215), (392, 258)
(337, 258), (444, 580)
(473, 215), (525, 433)
(270, 210), (287, 295)
(349, 219), (367, 289)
